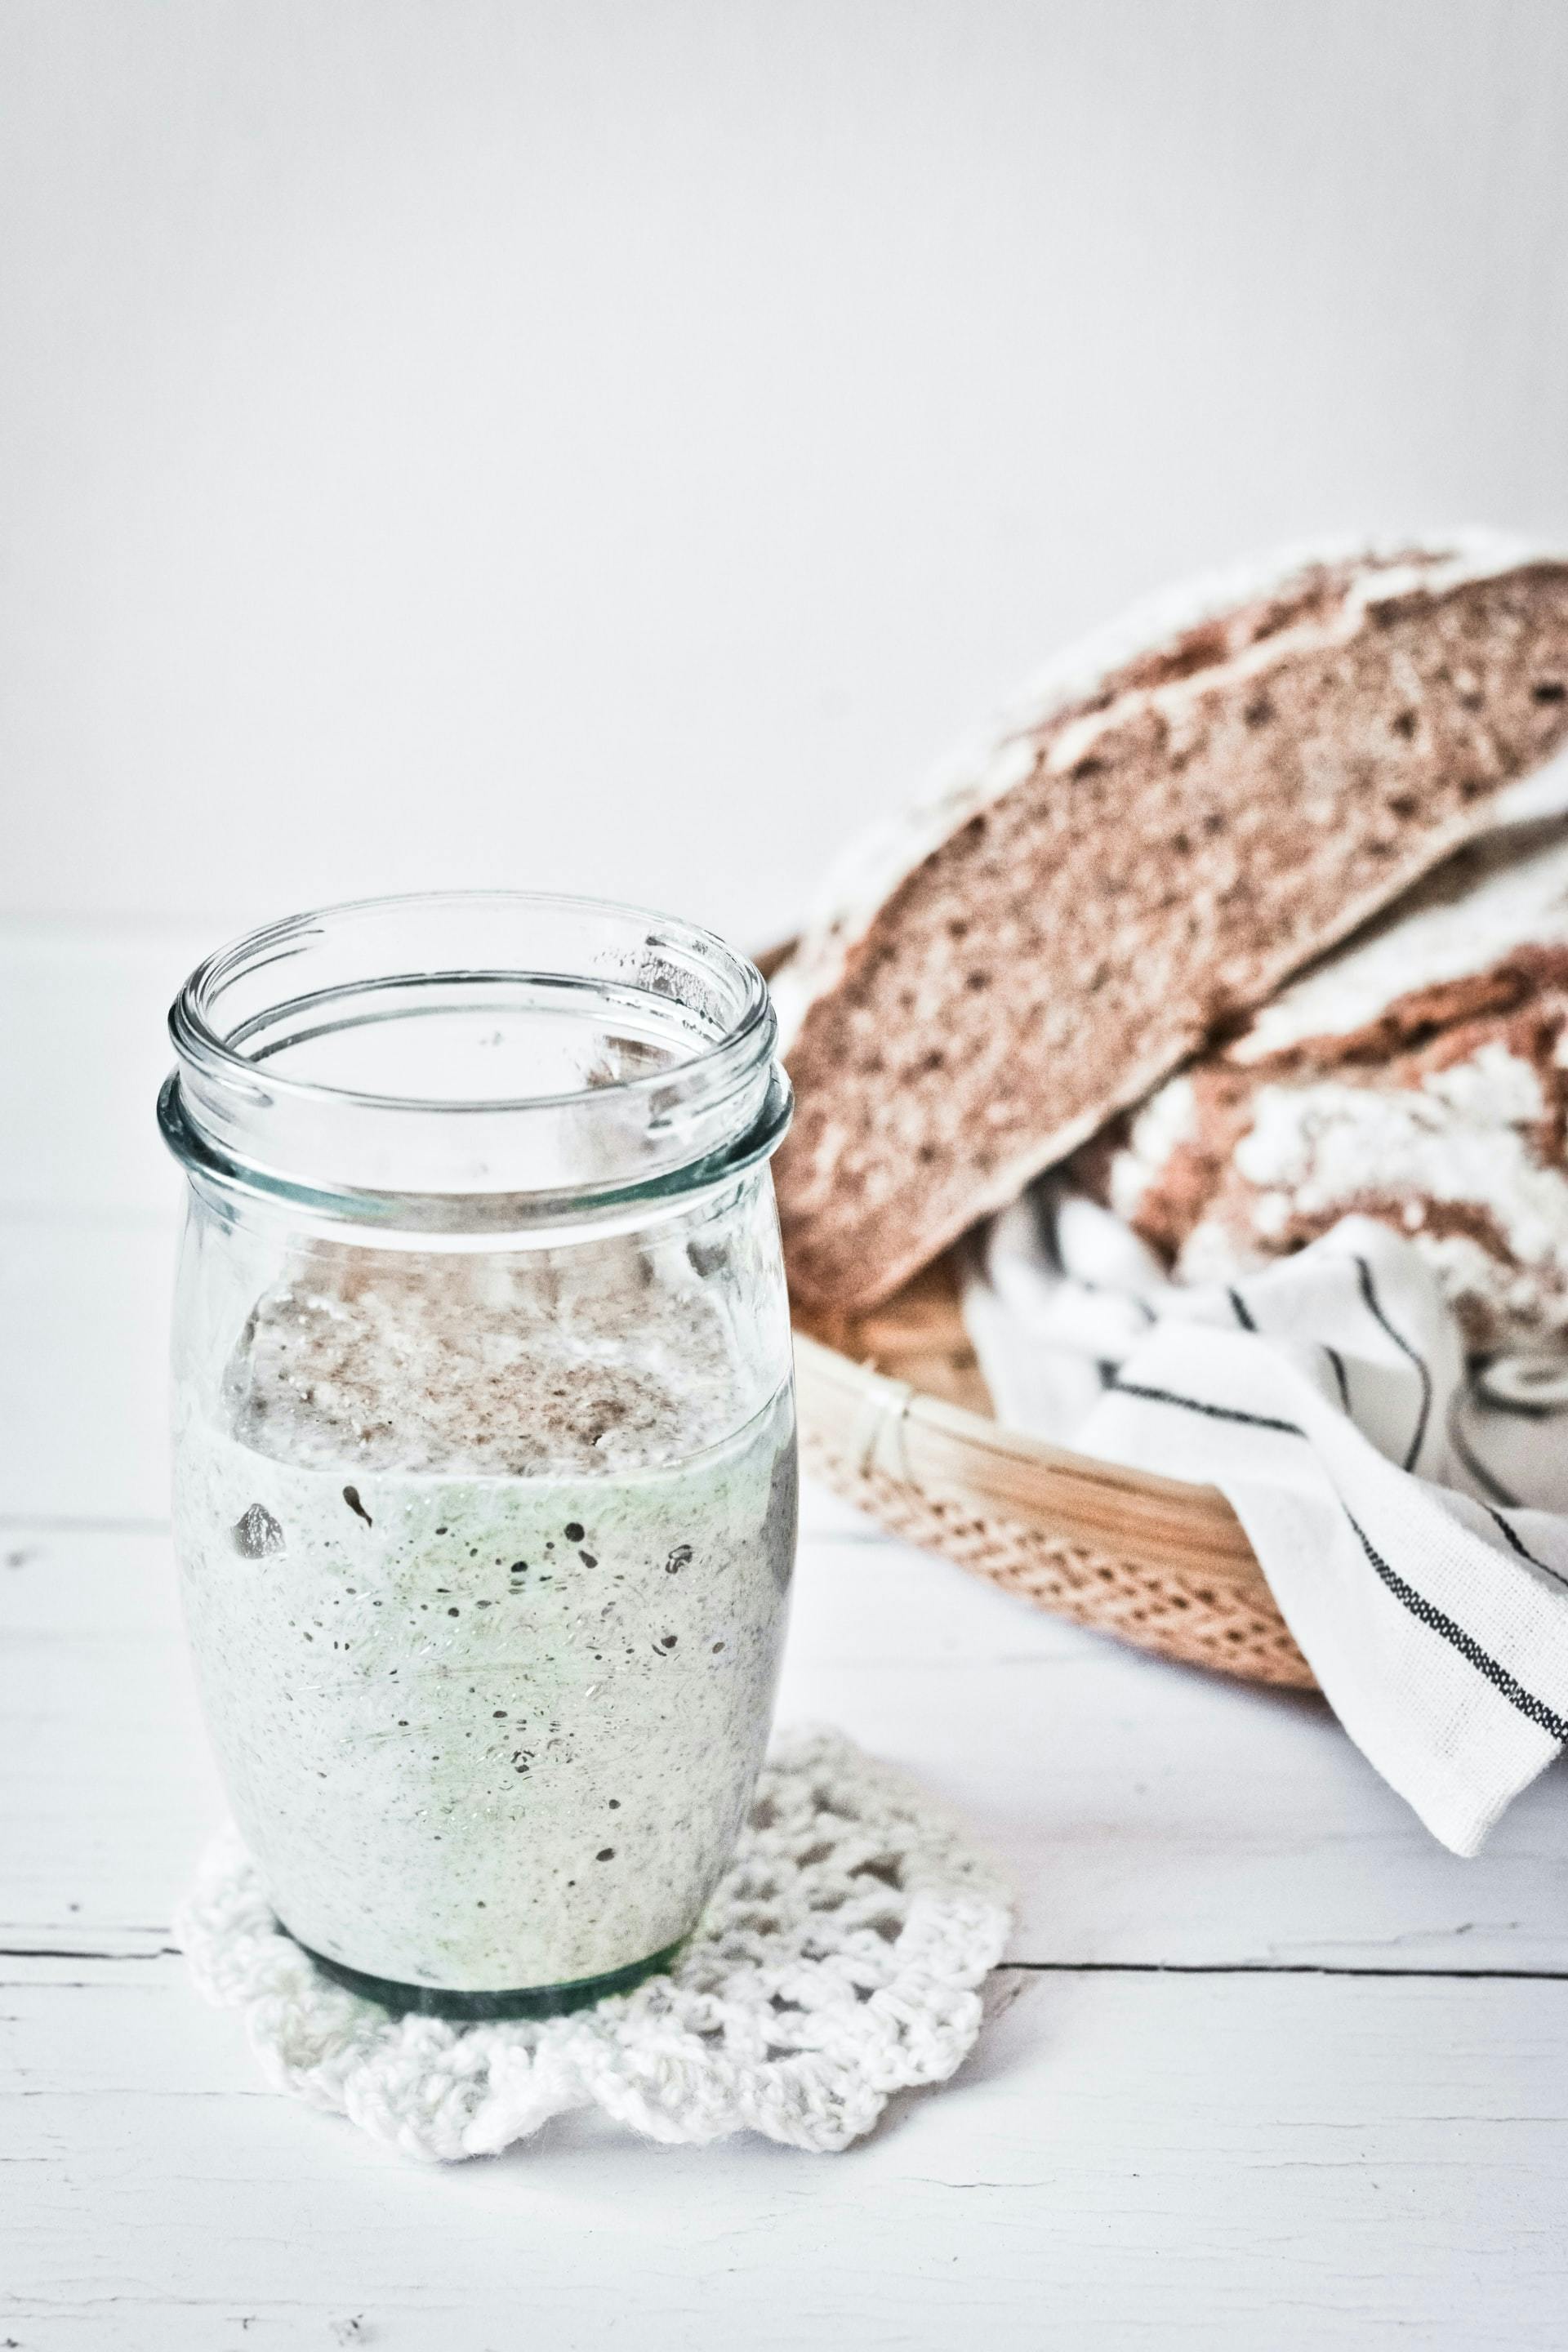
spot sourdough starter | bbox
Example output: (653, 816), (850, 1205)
(173, 1264), (796, 1994)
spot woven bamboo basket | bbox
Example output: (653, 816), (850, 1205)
(791, 1257), (1314, 1690)
(762, 951), (1314, 1692)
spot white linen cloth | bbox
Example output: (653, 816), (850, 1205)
(963, 1192), (1568, 1855)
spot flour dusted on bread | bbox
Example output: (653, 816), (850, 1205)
(775, 538), (1568, 1310)
(1097, 819), (1568, 1348)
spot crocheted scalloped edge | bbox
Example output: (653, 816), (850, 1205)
(174, 1726), (1013, 2162)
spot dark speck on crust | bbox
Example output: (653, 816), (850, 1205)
(342, 1486), (372, 1527)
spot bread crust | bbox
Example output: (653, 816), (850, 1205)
(777, 539), (1568, 1309)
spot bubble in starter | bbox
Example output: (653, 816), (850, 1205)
(231, 1503), (287, 1560)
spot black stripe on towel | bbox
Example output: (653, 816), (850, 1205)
(1446, 1397), (1521, 1510)
(1482, 1503), (1568, 1594)
(1354, 1256), (1431, 1472)
(1344, 1513), (1568, 1744)
(1227, 1287), (1258, 1332)
(1106, 1379), (1303, 1438)
(1323, 1345), (1351, 1413)
(1107, 1372), (1567, 1736)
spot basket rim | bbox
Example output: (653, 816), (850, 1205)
(793, 1326), (1259, 1586)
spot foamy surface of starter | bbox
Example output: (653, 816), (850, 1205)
(230, 1258), (750, 1477)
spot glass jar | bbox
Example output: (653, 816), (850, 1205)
(159, 893), (796, 2019)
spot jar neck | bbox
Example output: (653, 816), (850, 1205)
(159, 892), (791, 1236)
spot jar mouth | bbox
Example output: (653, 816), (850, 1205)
(161, 889), (789, 1227)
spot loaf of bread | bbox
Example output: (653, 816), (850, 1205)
(1091, 819), (1568, 1349)
(774, 540), (1568, 1311)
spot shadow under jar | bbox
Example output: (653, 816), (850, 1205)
(160, 893), (797, 2019)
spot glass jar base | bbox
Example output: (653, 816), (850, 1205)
(287, 1929), (685, 2020)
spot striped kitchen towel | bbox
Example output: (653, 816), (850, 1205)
(963, 1195), (1568, 1855)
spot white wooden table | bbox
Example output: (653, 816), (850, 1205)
(6, 924), (1568, 2349)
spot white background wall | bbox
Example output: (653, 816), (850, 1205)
(6, 0), (1568, 953)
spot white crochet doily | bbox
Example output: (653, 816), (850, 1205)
(176, 1728), (1013, 2163)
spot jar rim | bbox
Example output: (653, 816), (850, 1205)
(168, 887), (775, 1115)
(160, 889), (790, 1227)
